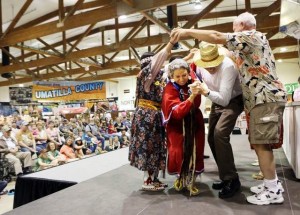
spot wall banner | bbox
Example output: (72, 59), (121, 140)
(285, 82), (299, 94)
(32, 81), (106, 102)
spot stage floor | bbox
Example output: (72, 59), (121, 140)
(4, 135), (300, 215)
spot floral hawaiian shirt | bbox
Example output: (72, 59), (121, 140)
(226, 30), (287, 112)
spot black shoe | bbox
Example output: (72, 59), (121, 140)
(218, 178), (241, 199)
(212, 181), (225, 190)
(204, 155), (210, 159)
(23, 170), (33, 175)
(17, 173), (23, 177)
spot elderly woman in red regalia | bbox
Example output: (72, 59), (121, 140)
(162, 58), (205, 196)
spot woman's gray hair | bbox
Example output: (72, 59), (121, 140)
(234, 12), (256, 28)
(168, 58), (190, 78)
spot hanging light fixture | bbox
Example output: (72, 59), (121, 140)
(194, 0), (202, 9)
(107, 37), (111, 45)
(189, 0), (203, 10)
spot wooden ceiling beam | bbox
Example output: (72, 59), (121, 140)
(183, 0), (223, 29)
(59, 0), (85, 26)
(2, 21), (289, 75)
(122, 0), (135, 8)
(274, 51), (298, 59)
(14, 6), (273, 61)
(66, 23), (96, 56)
(1, 47), (33, 75)
(199, 15), (279, 32)
(0, 59), (138, 86)
(0, 0), (187, 47)
(1, 0), (33, 38)
(255, 0), (280, 24)
(269, 38), (298, 49)
(5, 34), (168, 73)
(266, 27), (279, 40)
(108, 17), (147, 63)
(245, 0), (251, 13)
(14, 0), (112, 31)
(12, 44), (61, 58)
(141, 11), (192, 49)
(77, 69), (138, 82)
(37, 38), (62, 56)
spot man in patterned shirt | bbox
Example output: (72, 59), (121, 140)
(171, 12), (287, 205)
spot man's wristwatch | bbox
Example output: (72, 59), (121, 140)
(205, 90), (210, 97)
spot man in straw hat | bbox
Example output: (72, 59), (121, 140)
(190, 42), (243, 199)
(171, 12), (287, 205)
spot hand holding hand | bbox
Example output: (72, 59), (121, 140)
(198, 82), (210, 95)
(170, 28), (188, 41)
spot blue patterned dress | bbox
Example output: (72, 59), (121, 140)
(129, 64), (166, 173)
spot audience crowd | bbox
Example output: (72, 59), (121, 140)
(0, 112), (132, 179)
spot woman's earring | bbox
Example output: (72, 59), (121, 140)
(171, 79), (175, 83)
(188, 76), (191, 80)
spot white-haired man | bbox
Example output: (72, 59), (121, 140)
(171, 12), (287, 205)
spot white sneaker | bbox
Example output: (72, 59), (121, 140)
(247, 189), (284, 205)
(250, 180), (284, 194)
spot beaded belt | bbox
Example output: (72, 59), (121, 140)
(138, 99), (161, 110)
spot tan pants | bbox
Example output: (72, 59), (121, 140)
(5, 151), (32, 175)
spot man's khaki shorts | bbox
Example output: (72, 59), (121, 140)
(248, 102), (285, 147)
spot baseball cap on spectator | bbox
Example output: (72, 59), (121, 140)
(21, 121), (29, 126)
(2, 125), (11, 132)
(75, 137), (81, 142)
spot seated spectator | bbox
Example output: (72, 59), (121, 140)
(15, 121), (37, 154)
(73, 137), (85, 158)
(34, 122), (49, 151)
(105, 136), (120, 152)
(85, 118), (105, 151)
(36, 149), (58, 171)
(10, 121), (19, 140)
(46, 121), (62, 147)
(114, 117), (127, 132)
(0, 125), (33, 176)
(120, 129), (130, 147)
(79, 130), (92, 149)
(59, 119), (73, 140)
(107, 119), (118, 134)
(93, 137), (107, 155)
(47, 142), (66, 164)
(60, 137), (78, 162)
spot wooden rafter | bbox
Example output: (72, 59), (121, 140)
(255, 0), (280, 24)
(108, 17), (147, 63)
(245, 0), (251, 13)
(141, 11), (192, 49)
(0, 15), (284, 75)
(0, 59), (138, 86)
(1, 0), (33, 38)
(1, 48), (33, 75)
(122, 0), (135, 8)
(67, 23), (96, 55)
(37, 38), (62, 56)
(129, 47), (141, 62)
(183, 0), (223, 29)
(274, 51), (298, 60)
(13, 6), (272, 62)
(0, 0), (188, 47)
(14, 0), (112, 32)
(59, 0), (85, 26)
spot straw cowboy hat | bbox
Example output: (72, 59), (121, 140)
(194, 43), (224, 68)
